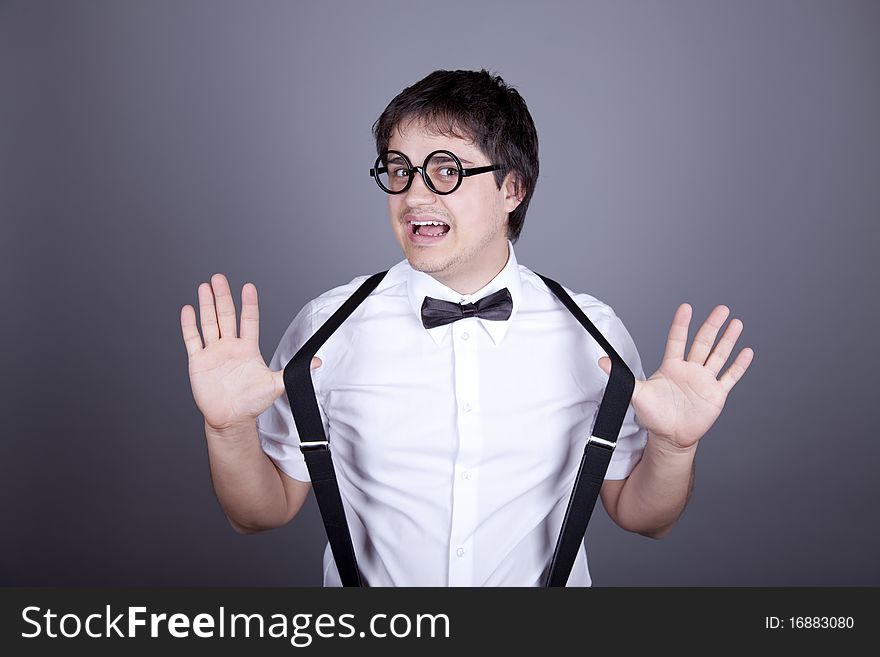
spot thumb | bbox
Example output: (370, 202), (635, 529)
(272, 358), (323, 397)
(597, 356), (611, 376)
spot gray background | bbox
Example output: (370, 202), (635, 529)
(2, 0), (878, 586)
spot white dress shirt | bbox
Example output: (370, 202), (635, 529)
(257, 240), (647, 586)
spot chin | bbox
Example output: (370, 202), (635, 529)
(406, 250), (455, 275)
(398, 236), (439, 261)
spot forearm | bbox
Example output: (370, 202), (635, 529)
(613, 431), (697, 539)
(204, 420), (289, 533)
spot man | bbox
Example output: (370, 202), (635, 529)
(180, 69), (753, 586)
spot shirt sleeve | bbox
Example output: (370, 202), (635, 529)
(595, 307), (648, 480)
(256, 299), (329, 483)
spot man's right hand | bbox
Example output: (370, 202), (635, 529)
(180, 273), (321, 432)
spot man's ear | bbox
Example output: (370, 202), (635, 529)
(502, 172), (525, 213)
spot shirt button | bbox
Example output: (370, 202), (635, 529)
(456, 548), (465, 557)
(462, 471), (472, 481)
(463, 402), (472, 413)
(461, 332), (469, 340)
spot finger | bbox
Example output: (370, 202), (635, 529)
(198, 281), (220, 344)
(211, 273), (238, 339)
(718, 347), (754, 394)
(239, 282), (259, 343)
(311, 357), (322, 370)
(704, 317), (744, 376)
(180, 304), (204, 357)
(686, 304), (730, 365)
(662, 303), (693, 362)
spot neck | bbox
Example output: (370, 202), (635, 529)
(432, 241), (510, 295)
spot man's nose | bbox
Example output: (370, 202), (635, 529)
(403, 169), (437, 204)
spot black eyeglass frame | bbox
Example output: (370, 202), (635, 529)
(369, 149), (503, 195)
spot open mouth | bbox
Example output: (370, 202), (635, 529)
(409, 219), (451, 236)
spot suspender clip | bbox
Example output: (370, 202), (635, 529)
(300, 440), (330, 453)
(587, 435), (616, 451)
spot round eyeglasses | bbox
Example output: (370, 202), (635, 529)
(369, 150), (502, 195)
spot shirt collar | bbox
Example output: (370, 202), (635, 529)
(406, 240), (522, 346)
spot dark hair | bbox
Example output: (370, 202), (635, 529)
(372, 69), (539, 243)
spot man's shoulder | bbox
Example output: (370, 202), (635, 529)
(515, 263), (642, 368)
(303, 259), (409, 318)
(516, 263), (615, 320)
(273, 260), (409, 359)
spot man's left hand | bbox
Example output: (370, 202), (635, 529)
(598, 304), (754, 450)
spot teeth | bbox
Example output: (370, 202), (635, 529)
(410, 219), (449, 236)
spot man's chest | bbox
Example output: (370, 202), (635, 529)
(314, 315), (605, 479)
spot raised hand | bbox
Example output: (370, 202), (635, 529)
(598, 304), (753, 450)
(180, 273), (321, 432)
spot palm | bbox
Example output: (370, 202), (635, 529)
(601, 303), (753, 449)
(632, 358), (729, 447)
(180, 274), (321, 432)
(188, 339), (280, 431)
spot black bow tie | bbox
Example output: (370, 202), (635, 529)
(420, 287), (513, 329)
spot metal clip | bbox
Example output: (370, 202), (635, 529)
(299, 440), (329, 453)
(587, 435), (616, 450)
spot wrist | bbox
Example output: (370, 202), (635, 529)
(647, 431), (699, 458)
(204, 418), (257, 442)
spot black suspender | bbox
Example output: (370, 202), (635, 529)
(536, 274), (636, 586)
(282, 271), (387, 587)
(282, 270), (635, 587)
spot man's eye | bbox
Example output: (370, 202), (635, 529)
(390, 168), (410, 178)
(438, 167), (458, 177)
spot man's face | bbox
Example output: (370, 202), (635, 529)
(386, 119), (521, 294)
